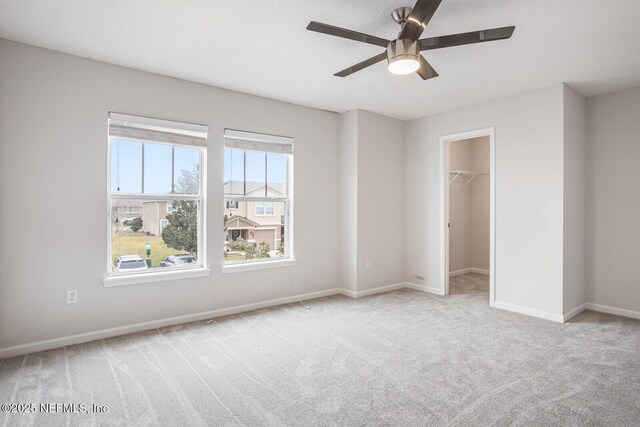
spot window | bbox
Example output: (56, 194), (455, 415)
(108, 113), (208, 278)
(255, 201), (274, 216)
(223, 129), (293, 266)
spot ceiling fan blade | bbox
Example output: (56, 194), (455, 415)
(398, 0), (443, 41)
(307, 21), (389, 48)
(416, 55), (439, 80)
(420, 26), (515, 51)
(334, 52), (388, 77)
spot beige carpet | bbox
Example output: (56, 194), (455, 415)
(1, 273), (639, 426)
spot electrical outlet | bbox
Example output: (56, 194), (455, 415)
(67, 290), (77, 304)
(366, 260), (372, 269)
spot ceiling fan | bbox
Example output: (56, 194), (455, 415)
(306, 0), (515, 80)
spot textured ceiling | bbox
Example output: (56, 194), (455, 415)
(2, 0), (640, 120)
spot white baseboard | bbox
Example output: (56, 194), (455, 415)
(449, 268), (489, 277)
(449, 268), (471, 277)
(340, 282), (444, 298)
(1, 282), (443, 359)
(16, 284), (637, 358)
(340, 283), (406, 299)
(584, 302), (640, 320)
(0, 288), (343, 359)
(563, 304), (587, 322)
(404, 282), (445, 296)
(339, 288), (357, 298)
(494, 300), (564, 323)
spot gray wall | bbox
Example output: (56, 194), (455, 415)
(356, 111), (405, 291)
(562, 85), (587, 314)
(586, 86), (640, 313)
(448, 137), (490, 274)
(470, 137), (490, 271)
(405, 84), (565, 316)
(340, 110), (358, 291)
(0, 39), (342, 350)
(449, 139), (473, 272)
(339, 110), (406, 293)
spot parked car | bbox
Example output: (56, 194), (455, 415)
(160, 254), (197, 267)
(114, 255), (148, 272)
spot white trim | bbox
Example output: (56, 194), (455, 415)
(0, 287), (341, 359)
(109, 112), (208, 141)
(107, 131), (207, 277)
(340, 283), (406, 298)
(449, 268), (490, 277)
(104, 267), (210, 287)
(449, 268), (471, 277)
(440, 127), (496, 307)
(221, 258), (296, 274)
(404, 282), (445, 296)
(339, 288), (357, 298)
(584, 303), (640, 320)
(22, 283), (640, 358)
(340, 282), (444, 298)
(224, 129), (294, 146)
(1, 282), (430, 358)
(494, 300), (564, 323)
(563, 303), (587, 322)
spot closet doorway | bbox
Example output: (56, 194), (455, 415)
(439, 128), (495, 306)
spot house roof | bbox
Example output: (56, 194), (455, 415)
(224, 181), (285, 197)
(225, 215), (259, 228)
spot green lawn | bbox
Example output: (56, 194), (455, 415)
(112, 232), (188, 268)
(224, 254), (247, 263)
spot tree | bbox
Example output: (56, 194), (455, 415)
(226, 238), (271, 260)
(162, 167), (199, 254)
(130, 217), (143, 232)
(258, 241), (271, 258)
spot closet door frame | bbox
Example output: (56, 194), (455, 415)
(439, 127), (496, 307)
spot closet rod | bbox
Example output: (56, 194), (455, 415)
(449, 170), (489, 184)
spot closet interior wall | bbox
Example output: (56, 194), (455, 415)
(449, 136), (490, 275)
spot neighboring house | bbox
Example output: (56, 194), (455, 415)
(142, 201), (173, 236)
(111, 201), (144, 223)
(224, 181), (285, 250)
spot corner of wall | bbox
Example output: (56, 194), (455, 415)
(561, 84), (587, 314)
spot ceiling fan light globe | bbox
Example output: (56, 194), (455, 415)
(386, 39), (421, 75)
(388, 57), (420, 75)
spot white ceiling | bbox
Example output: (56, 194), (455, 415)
(2, 0), (640, 120)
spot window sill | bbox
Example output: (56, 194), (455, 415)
(103, 267), (210, 287)
(221, 258), (296, 274)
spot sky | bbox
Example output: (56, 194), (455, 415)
(111, 138), (200, 194)
(224, 148), (286, 188)
(111, 139), (287, 195)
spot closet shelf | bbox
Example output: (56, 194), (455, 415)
(449, 169), (489, 185)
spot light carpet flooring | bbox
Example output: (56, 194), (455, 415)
(1, 273), (640, 426)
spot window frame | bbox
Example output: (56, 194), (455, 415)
(223, 134), (294, 272)
(105, 115), (208, 286)
(254, 201), (275, 216)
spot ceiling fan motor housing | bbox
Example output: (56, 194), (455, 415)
(387, 39), (421, 63)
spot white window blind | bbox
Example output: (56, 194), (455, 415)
(109, 112), (208, 147)
(224, 129), (293, 154)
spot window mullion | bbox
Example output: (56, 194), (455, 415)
(141, 143), (145, 194)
